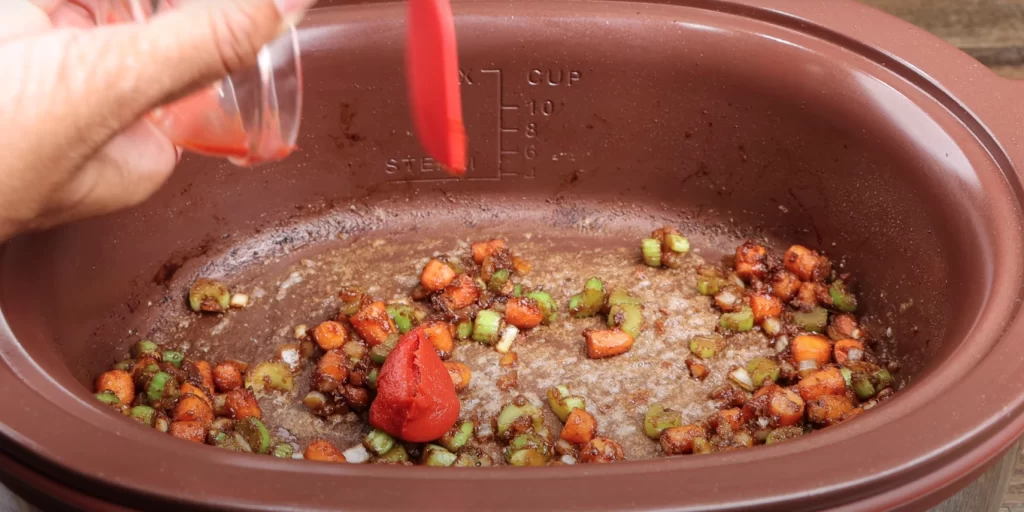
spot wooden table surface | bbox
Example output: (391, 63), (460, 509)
(865, 0), (1024, 78)
(859, 3), (1024, 511)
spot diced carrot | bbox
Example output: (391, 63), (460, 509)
(420, 259), (457, 292)
(499, 351), (519, 367)
(443, 361), (472, 392)
(713, 408), (747, 432)
(770, 270), (802, 301)
(313, 320), (348, 350)
(480, 250), (513, 282)
(797, 367), (847, 402)
(660, 424), (708, 455)
(578, 437), (625, 463)
(791, 335), (832, 368)
(191, 360), (215, 392)
(833, 339), (866, 366)
(422, 321), (454, 357)
(734, 242), (768, 282)
(168, 421), (206, 443)
(343, 386), (371, 410)
(790, 280), (815, 307)
(749, 293), (782, 324)
(745, 384), (780, 423)
(313, 350), (349, 393)
(441, 274), (480, 310)
(172, 394), (214, 425)
(807, 395), (855, 426)
(784, 245), (830, 282)
(95, 370), (134, 406)
(180, 382), (212, 408)
(841, 407), (865, 422)
(304, 439), (346, 462)
(472, 239), (507, 264)
(504, 297), (543, 329)
(828, 314), (861, 341)
(224, 388), (262, 419)
(349, 301), (396, 347)
(560, 409), (598, 445)
(584, 329), (635, 359)
(349, 368), (367, 386)
(685, 358), (710, 380)
(213, 361), (245, 392)
(511, 256), (532, 275)
(711, 386), (750, 408)
(769, 387), (805, 427)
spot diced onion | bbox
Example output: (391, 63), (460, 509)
(233, 432), (253, 453)
(476, 422), (493, 440)
(798, 359), (819, 371)
(230, 293), (249, 308)
(495, 325), (519, 354)
(847, 348), (864, 362)
(762, 317), (782, 336)
(729, 367), (754, 391)
(560, 454), (576, 465)
(774, 336), (789, 354)
(535, 426), (551, 441)
(280, 346), (300, 370)
(343, 444), (371, 464)
(293, 324), (308, 339)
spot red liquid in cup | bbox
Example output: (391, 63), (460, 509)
(150, 87), (297, 166)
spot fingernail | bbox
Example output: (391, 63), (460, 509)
(274, 0), (317, 28)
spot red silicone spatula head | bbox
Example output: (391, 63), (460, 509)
(406, 0), (467, 175)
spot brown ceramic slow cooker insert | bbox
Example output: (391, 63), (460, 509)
(3, 0), (1024, 510)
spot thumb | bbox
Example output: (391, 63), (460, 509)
(76, 0), (316, 133)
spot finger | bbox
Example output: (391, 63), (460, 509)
(28, 0), (66, 12)
(31, 119), (178, 230)
(48, 2), (97, 29)
(65, 0), (318, 135)
(83, 119), (178, 213)
(31, 0), (96, 28)
(1, 1), (52, 41)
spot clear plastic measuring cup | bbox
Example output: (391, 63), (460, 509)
(90, 0), (302, 166)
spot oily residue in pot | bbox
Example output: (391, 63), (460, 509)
(147, 230), (773, 459)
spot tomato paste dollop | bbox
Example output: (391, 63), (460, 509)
(369, 326), (460, 442)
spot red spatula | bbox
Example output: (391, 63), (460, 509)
(406, 0), (467, 175)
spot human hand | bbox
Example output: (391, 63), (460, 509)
(0, 0), (317, 241)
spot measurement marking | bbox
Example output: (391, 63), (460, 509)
(482, 68), (524, 177)
(481, 69), (506, 176)
(479, 69), (534, 180)
(394, 177), (506, 184)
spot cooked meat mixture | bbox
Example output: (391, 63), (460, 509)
(92, 227), (896, 465)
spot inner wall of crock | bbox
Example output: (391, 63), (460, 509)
(0, 5), (997, 400)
